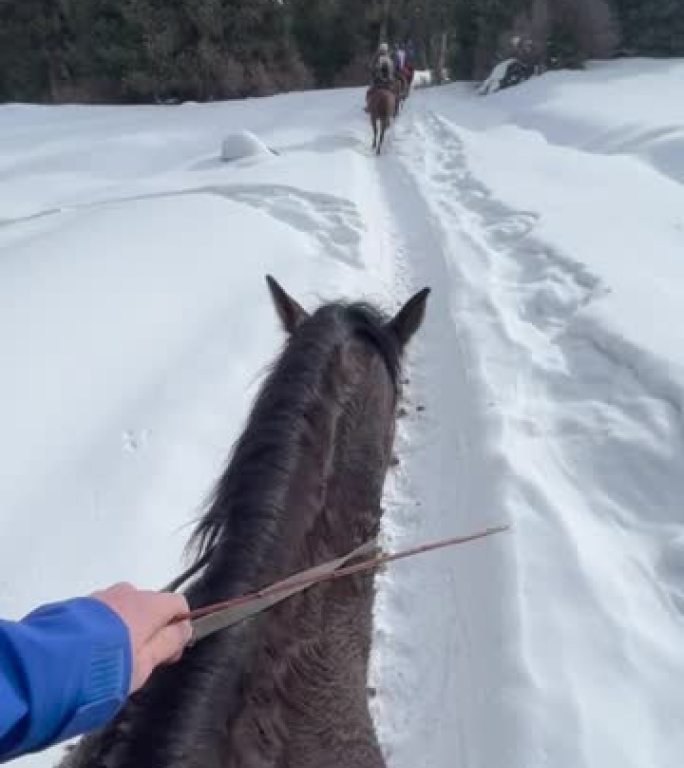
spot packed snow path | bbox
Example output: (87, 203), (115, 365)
(1, 60), (683, 768)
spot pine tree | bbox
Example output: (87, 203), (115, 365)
(1, 0), (677, 103)
(0, 0), (69, 101)
(290, 0), (373, 87)
(62, 0), (144, 101)
(611, 0), (684, 56)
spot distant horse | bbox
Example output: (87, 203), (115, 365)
(368, 88), (396, 155)
(60, 277), (430, 768)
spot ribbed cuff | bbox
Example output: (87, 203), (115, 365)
(54, 597), (132, 738)
(53, 602), (130, 741)
(0, 596), (132, 759)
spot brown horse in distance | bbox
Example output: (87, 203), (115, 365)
(368, 87), (396, 155)
(59, 278), (430, 768)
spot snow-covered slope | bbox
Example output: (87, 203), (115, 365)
(1, 59), (683, 768)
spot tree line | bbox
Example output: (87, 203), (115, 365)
(0, 0), (682, 103)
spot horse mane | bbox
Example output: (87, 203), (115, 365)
(187, 301), (400, 584)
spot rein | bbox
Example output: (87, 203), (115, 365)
(169, 525), (510, 645)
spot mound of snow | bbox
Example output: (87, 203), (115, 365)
(412, 70), (433, 88)
(479, 58), (519, 95)
(221, 130), (273, 162)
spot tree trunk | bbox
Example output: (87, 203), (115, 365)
(437, 30), (447, 81)
(379, 0), (392, 43)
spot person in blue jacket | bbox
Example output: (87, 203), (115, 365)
(0, 582), (191, 763)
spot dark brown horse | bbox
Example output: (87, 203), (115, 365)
(60, 277), (429, 768)
(368, 88), (396, 155)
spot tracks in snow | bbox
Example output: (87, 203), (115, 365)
(0, 183), (365, 269)
(369, 109), (529, 768)
(370, 106), (684, 768)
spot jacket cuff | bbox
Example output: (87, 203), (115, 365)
(0, 597), (131, 757)
(51, 599), (131, 741)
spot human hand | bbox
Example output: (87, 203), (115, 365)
(93, 583), (192, 693)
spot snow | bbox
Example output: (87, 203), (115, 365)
(220, 129), (273, 161)
(2, 58), (683, 768)
(412, 69), (433, 88)
(478, 57), (517, 95)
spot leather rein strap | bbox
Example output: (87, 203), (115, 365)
(168, 526), (509, 645)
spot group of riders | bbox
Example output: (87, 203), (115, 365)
(365, 40), (415, 113)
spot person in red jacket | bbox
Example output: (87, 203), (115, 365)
(0, 583), (191, 762)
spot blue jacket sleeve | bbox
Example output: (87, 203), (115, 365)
(0, 597), (131, 762)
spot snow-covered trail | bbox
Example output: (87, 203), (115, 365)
(2, 60), (684, 768)
(367, 109), (526, 768)
(370, 90), (684, 768)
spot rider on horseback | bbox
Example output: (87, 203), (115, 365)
(394, 44), (407, 73)
(371, 42), (395, 83)
(395, 41), (415, 89)
(365, 42), (395, 112)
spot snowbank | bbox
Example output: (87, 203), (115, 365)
(412, 69), (433, 88)
(478, 57), (517, 94)
(0, 87), (397, 768)
(406, 60), (684, 768)
(221, 129), (273, 161)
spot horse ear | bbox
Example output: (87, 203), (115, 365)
(388, 288), (430, 346)
(266, 275), (309, 334)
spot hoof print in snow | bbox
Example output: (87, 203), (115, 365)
(390, 455), (400, 468)
(416, 404), (426, 412)
(397, 406), (408, 419)
(122, 429), (147, 454)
